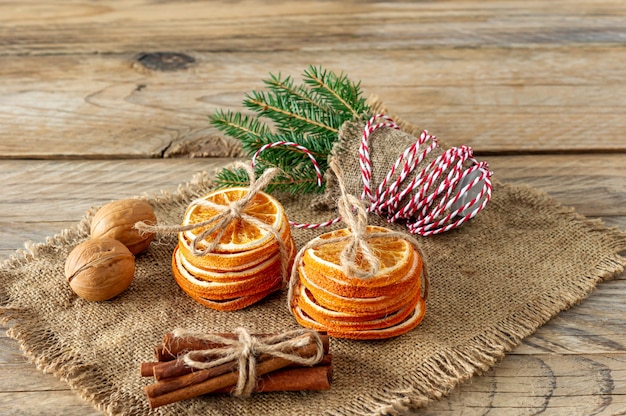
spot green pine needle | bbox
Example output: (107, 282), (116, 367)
(211, 65), (371, 193)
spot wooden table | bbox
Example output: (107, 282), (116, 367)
(1, 1), (625, 414)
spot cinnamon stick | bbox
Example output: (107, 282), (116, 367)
(156, 332), (269, 361)
(140, 361), (158, 377)
(214, 365), (332, 393)
(145, 360), (238, 398)
(157, 331), (329, 361)
(254, 365), (332, 392)
(142, 353), (332, 381)
(146, 342), (320, 409)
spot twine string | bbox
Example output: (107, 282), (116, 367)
(334, 159), (381, 279)
(172, 327), (324, 397)
(135, 162), (291, 282)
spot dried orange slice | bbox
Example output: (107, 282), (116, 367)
(175, 237), (296, 283)
(174, 247), (279, 290)
(172, 247), (284, 301)
(296, 286), (421, 331)
(182, 187), (284, 253)
(298, 259), (421, 315)
(289, 224), (427, 339)
(292, 295), (426, 340)
(303, 226), (415, 284)
(170, 185), (296, 311)
(302, 251), (420, 299)
(178, 213), (292, 272)
(188, 281), (283, 312)
(178, 235), (295, 282)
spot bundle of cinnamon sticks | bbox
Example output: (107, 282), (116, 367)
(140, 330), (332, 409)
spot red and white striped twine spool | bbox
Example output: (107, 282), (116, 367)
(251, 115), (493, 235)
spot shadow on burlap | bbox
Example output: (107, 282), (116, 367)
(1, 101), (625, 416)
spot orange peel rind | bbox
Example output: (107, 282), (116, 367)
(171, 187), (294, 311)
(289, 225), (427, 340)
(182, 187), (285, 253)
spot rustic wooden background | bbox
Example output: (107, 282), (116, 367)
(1, 1), (625, 414)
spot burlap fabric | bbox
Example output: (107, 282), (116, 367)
(315, 100), (488, 231)
(1, 103), (626, 416)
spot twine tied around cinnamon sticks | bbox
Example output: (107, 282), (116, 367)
(287, 157), (429, 308)
(168, 327), (324, 397)
(135, 162), (291, 282)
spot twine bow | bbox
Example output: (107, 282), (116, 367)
(135, 162), (290, 282)
(287, 157), (429, 308)
(171, 327), (324, 396)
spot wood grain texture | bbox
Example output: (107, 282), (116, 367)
(2, 47), (625, 157)
(424, 354), (626, 415)
(1, 0), (625, 415)
(1, 3), (626, 157)
(1, 0), (625, 55)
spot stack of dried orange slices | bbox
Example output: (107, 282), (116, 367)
(172, 187), (296, 311)
(290, 225), (426, 340)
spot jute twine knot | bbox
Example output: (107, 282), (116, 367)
(135, 162), (291, 282)
(287, 157), (429, 309)
(171, 327), (324, 397)
(335, 167), (382, 279)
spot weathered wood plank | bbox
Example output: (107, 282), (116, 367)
(0, 390), (99, 416)
(0, 154), (622, 230)
(0, 362), (74, 393)
(1, 47), (625, 158)
(0, 155), (623, 257)
(423, 353), (626, 415)
(1, 1), (625, 56)
(0, 336), (28, 365)
(485, 154), (626, 217)
(0, 335), (98, 415)
(0, 158), (232, 222)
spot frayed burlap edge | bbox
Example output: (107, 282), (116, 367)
(0, 172), (215, 416)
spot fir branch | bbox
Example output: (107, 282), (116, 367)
(210, 109), (270, 144)
(244, 92), (338, 135)
(211, 65), (371, 194)
(302, 66), (367, 119)
(210, 109), (279, 156)
(215, 163), (322, 194)
(214, 166), (252, 189)
(264, 72), (329, 111)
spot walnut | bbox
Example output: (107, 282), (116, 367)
(90, 199), (157, 255)
(65, 238), (135, 301)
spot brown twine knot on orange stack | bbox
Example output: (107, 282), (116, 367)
(288, 158), (429, 340)
(137, 162), (296, 311)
